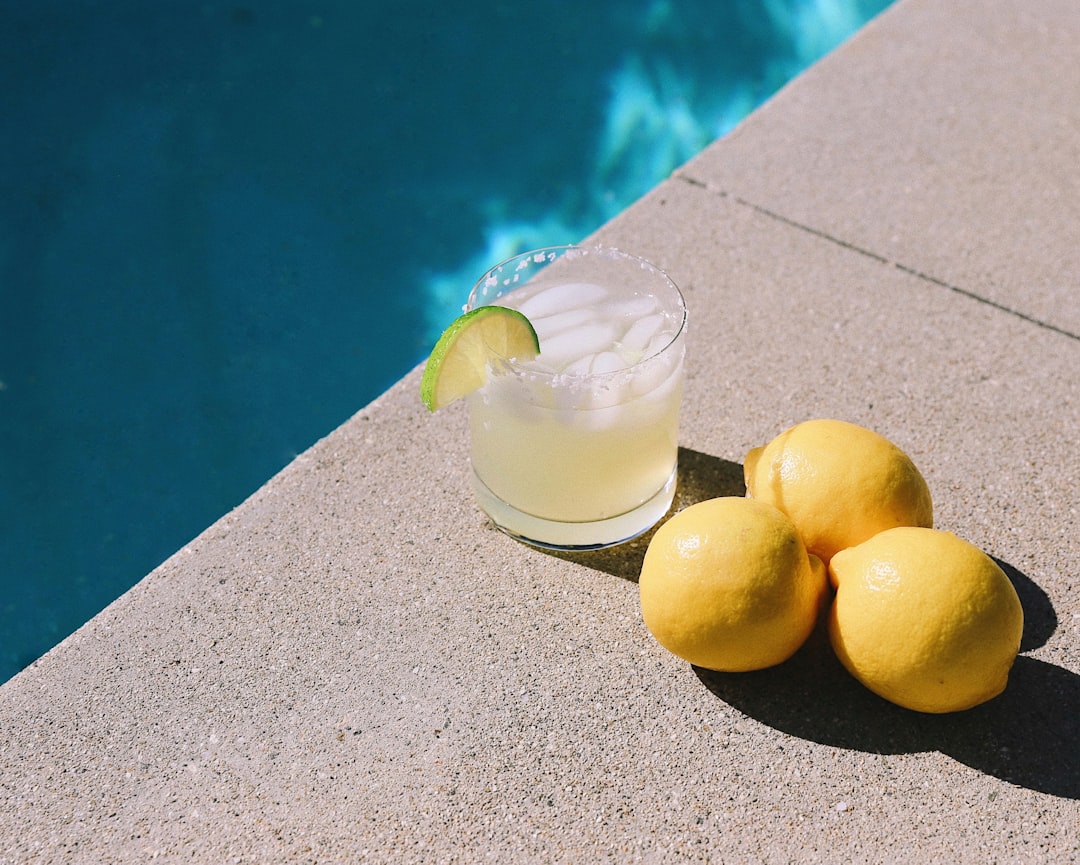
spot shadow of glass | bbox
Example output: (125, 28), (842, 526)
(696, 560), (1079, 799)
(543, 447), (746, 582)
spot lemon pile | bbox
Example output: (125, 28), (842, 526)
(639, 418), (1024, 714)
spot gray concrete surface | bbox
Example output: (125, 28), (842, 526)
(678, 0), (1080, 340)
(2, 0), (1078, 861)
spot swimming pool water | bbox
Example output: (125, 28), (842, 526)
(0, 0), (893, 683)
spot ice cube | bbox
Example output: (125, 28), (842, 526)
(642, 329), (676, 359)
(540, 321), (620, 371)
(618, 313), (668, 354)
(515, 282), (610, 319)
(531, 307), (599, 341)
(561, 354), (597, 377)
(630, 351), (683, 398)
(608, 295), (662, 324)
(588, 376), (633, 409)
(589, 351), (628, 375)
(576, 401), (628, 432)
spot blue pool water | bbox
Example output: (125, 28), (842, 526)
(0, 0), (892, 683)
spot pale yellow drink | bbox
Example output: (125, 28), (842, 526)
(466, 246), (686, 549)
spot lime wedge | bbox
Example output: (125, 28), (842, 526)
(420, 306), (540, 412)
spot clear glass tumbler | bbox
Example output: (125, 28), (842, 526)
(466, 245), (687, 549)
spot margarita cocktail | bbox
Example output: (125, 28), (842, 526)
(466, 245), (686, 549)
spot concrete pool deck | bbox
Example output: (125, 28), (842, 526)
(2, 0), (1078, 860)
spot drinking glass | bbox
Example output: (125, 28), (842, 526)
(466, 245), (687, 549)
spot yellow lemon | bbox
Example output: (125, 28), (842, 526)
(744, 418), (933, 564)
(828, 526), (1024, 713)
(639, 497), (828, 672)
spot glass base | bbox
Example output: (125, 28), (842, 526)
(470, 465), (678, 551)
